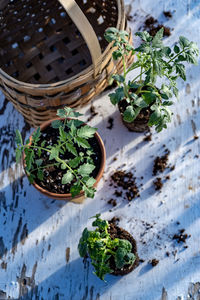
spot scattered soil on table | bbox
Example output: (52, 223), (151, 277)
(109, 216), (120, 225)
(165, 175), (170, 180)
(32, 125), (102, 194)
(143, 133), (152, 142)
(153, 177), (163, 190)
(163, 11), (172, 18)
(107, 198), (117, 207)
(87, 105), (98, 122)
(108, 222), (139, 275)
(111, 170), (140, 201)
(144, 16), (171, 37)
(173, 229), (191, 243)
(194, 135), (199, 140)
(107, 117), (114, 130)
(153, 150), (170, 175)
(149, 258), (159, 267)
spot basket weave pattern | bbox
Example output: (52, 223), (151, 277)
(0, 0), (134, 127)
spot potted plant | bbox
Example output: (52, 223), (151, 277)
(104, 27), (199, 132)
(78, 214), (139, 280)
(15, 107), (106, 203)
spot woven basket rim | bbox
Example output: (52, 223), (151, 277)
(0, 0), (125, 90)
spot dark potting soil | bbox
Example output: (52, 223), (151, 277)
(107, 198), (117, 207)
(111, 170), (140, 201)
(143, 133), (152, 142)
(173, 229), (191, 243)
(149, 258), (159, 267)
(163, 11), (172, 18)
(144, 16), (171, 37)
(107, 117), (114, 130)
(32, 125), (102, 194)
(153, 150), (170, 175)
(87, 105), (98, 122)
(108, 222), (139, 275)
(153, 177), (163, 191)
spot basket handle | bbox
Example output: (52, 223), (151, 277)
(58, 0), (102, 77)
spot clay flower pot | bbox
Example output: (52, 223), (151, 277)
(23, 118), (106, 203)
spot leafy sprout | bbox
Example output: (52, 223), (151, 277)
(15, 107), (98, 198)
(105, 27), (199, 132)
(78, 214), (136, 280)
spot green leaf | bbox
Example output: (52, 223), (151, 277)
(109, 87), (125, 105)
(61, 163), (67, 170)
(112, 74), (125, 83)
(77, 125), (97, 139)
(59, 126), (67, 142)
(28, 173), (35, 184)
(85, 177), (96, 187)
(25, 149), (34, 172)
(15, 130), (23, 145)
(37, 169), (44, 181)
(68, 157), (81, 168)
(32, 127), (41, 144)
(134, 97), (148, 108)
(112, 50), (122, 60)
(35, 159), (43, 166)
(162, 47), (171, 57)
(75, 137), (90, 149)
(174, 45), (180, 53)
(62, 171), (74, 184)
(135, 31), (152, 42)
(51, 120), (63, 129)
(78, 163), (95, 176)
(49, 147), (59, 160)
(83, 185), (95, 198)
(142, 91), (157, 104)
(123, 106), (140, 123)
(179, 36), (190, 48)
(175, 63), (186, 80)
(70, 184), (82, 197)
(15, 148), (22, 164)
(66, 143), (78, 156)
(152, 28), (164, 48)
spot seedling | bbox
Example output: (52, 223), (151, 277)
(15, 107), (98, 198)
(105, 27), (199, 132)
(78, 214), (136, 280)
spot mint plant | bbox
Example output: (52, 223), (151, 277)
(78, 214), (136, 280)
(15, 107), (98, 198)
(105, 27), (199, 132)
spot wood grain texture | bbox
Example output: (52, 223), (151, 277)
(0, 0), (200, 299)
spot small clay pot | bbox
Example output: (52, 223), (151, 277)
(23, 118), (106, 203)
(119, 99), (150, 133)
(108, 223), (139, 276)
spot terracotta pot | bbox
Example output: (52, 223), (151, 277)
(108, 223), (139, 276)
(23, 118), (106, 203)
(118, 99), (150, 133)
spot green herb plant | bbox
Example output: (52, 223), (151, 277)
(15, 107), (98, 198)
(105, 27), (199, 132)
(78, 214), (136, 280)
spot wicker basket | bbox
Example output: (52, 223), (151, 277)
(0, 0), (133, 127)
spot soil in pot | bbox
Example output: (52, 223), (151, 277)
(31, 125), (102, 194)
(119, 99), (151, 132)
(108, 221), (139, 275)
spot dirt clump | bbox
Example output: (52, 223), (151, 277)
(144, 16), (171, 37)
(111, 170), (140, 201)
(149, 258), (159, 267)
(153, 150), (170, 175)
(153, 177), (163, 190)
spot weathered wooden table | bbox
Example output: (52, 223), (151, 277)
(0, 0), (200, 299)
